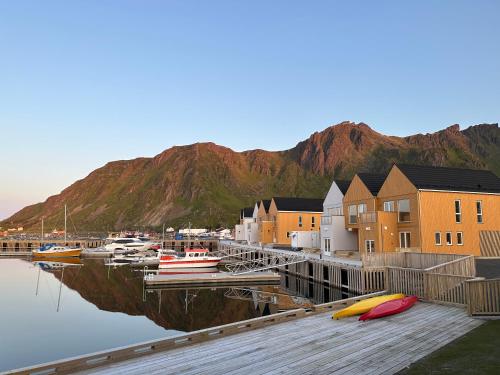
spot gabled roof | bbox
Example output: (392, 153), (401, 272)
(260, 199), (272, 213)
(335, 180), (352, 195)
(240, 207), (254, 218)
(357, 173), (387, 195)
(272, 197), (324, 212)
(396, 164), (500, 194)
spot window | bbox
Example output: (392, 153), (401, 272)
(324, 238), (331, 253)
(435, 232), (442, 246)
(348, 205), (357, 224)
(476, 201), (483, 223)
(311, 216), (315, 228)
(398, 199), (410, 222)
(358, 203), (367, 215)
(365, 240), (375, 253)
(286, 231), (290, 238)
(298, 215), (303, 227)
(399, 232), (411, 248)
(455, 200), (461, 223)
(383, 201), (395, 212)
(457, 232), (463, 245)
(446, 232), (452, 245)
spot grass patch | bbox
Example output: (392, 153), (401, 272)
(399, 320), (500, 375)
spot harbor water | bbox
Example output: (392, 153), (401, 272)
(0, 258), (353, 371)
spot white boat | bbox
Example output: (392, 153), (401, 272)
(159, 248), (221, 269)
(104, 237), (153, 253)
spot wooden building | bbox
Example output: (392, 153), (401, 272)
(345, 164), (500, 256)
(268, 197), (323, 246)
(257, 199), (273, 244)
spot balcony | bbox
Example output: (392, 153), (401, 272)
(359, 211), (377, 224)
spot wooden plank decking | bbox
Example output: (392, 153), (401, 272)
(78, 303), (482, 375)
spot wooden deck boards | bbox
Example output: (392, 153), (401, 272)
(79, 303), (482, 375)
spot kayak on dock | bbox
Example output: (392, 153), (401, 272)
(359, 296), (418, 321)
(332, 293), (405, 320)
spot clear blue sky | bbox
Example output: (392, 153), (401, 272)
(1, 0), (499, 220)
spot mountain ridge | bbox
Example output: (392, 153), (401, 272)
(3, 122), (499, 231)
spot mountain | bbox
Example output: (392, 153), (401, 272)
(3, 122), (499, 231)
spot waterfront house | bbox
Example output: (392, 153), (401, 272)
(234, 207), (255, 242)
(257, 199), (273, 244)
(349, 164), (500, 256)
(268, 197), (323, 246)
(320, 180), (357, 256)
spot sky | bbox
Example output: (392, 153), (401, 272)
(0, 0), (499, 220)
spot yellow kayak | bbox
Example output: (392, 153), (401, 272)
(332, 294), (405, 320)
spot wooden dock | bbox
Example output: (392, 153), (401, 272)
(144, 271), (281, 289)
(74, 302), (481, 375)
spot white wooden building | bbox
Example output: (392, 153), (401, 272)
(320, 180), (357, 256)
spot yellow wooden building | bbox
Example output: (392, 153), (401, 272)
(268, 197), (323, 246)
(344, 164), (500, 256)
(257, 199), (274, 244)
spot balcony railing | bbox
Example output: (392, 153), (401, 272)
(359, 212), (377, 224)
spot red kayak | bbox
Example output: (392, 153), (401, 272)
(359, 296), (418, 321)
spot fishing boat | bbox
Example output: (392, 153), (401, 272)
(332, 293), (405, 320)
(32, 205), (82, 258)
(159, 248), (221, 269)
(359, 296), (418, 321)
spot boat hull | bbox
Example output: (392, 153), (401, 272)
(332, 293), (405, 320)
(359, 296), (418, 321)
(159, 259), (220, 269)
(32, 249), (83, 258)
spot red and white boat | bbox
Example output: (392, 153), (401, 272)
(158, 248), (221, 269)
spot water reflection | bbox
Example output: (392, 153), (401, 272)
(0, 258), (355, 371)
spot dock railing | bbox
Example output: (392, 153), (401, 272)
(465, 278), (500, 316)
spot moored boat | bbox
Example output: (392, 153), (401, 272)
(359, 295), (418, 321)
(332, 293), (405, 320)
(32, 243), (83, 258)
(159, 248), (221, 269)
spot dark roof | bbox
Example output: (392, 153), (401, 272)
(357, 173), (387, 195)
(240, 207), (254, 218)
(335, 180), (352, 195)
(272, 197), (324, 212)
(260, 199), (271, 212)
(396, 164), (500, 193)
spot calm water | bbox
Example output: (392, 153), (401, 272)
(0, 258), (352, 371)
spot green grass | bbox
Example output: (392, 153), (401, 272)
(399, 320), (500, 375)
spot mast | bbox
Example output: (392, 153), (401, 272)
(64, 204), (67, 244)
(41, 218), (44, 245)
(162, 223), (165, 250)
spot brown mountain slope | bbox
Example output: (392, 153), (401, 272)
(3, 122), (499, 231)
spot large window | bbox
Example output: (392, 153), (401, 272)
(383, 201), (395, 212)
(455, 200), (461, 223)
(435, 232), (442, 246)
(298, 216), (303, 227)
(358, 203), (367, 214)
(457, 232), (463, 246)
(365, 240), (375, 253)
(348, 205), (357, 224)
(446, 232), (452, 245)
(398, 199), (410, 222)
(399, 232), (411, 248)
(476, 201), (483, 223)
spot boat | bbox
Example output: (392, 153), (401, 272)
(32, 243), (83, 258)
(33, 205), (82, 258)
(104, 237), (153, 253)
(332, 293), (405, 320)
(359, 296), (418, 321)
(159, 248), (221, 269)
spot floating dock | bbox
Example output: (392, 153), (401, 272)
(144, 271), (281, 289)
